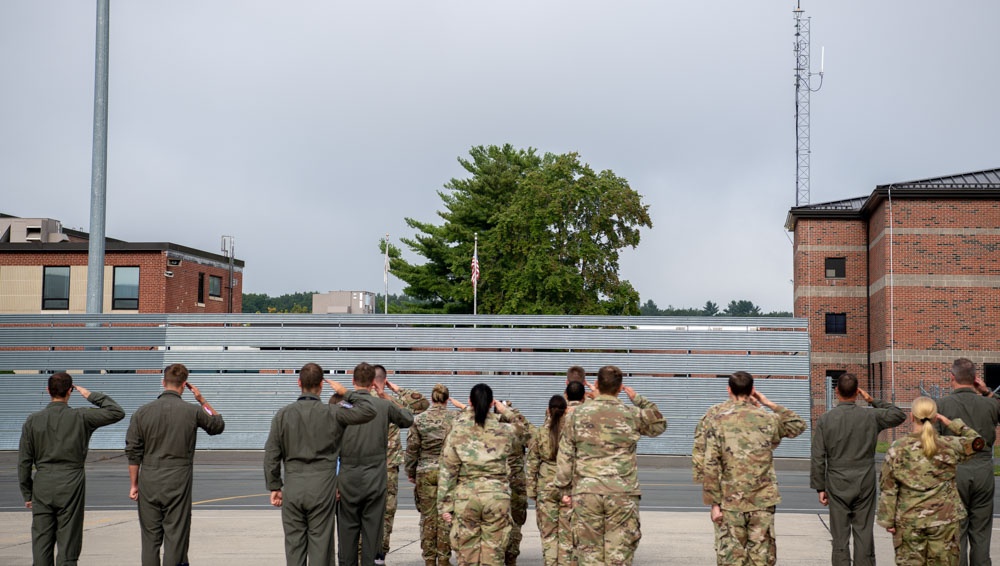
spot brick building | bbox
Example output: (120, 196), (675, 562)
(785, 168), (1000, 419)
(0, 214), (243, 313)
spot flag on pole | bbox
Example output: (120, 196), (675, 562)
(471, 242), (480, 286)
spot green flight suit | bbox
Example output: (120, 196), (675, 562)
(125, 390), (225, 566)
(264, 391), (377, 566)
(936, 387), (1000, 566)
(18, 392), (124, 565)
(810, 398), (906, 566)
(336, 390), (413, 566)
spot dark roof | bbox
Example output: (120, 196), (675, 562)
(786, 167), (1000, 230)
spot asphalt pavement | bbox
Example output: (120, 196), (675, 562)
(2, 451), (999, 564)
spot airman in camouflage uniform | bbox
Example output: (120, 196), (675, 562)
(406, 384), (456, 566)
(561, 380), (587, 566)
(374, 365), (430, 562)
(877, 396), (984, 566)
(700, 371), (806, 566)
(691, 401), (727, 558)
(527, 395), (571, 566)
(555, 365), (667, 566)
(438, 384), (519, 566)
(498, 402), (532, 565)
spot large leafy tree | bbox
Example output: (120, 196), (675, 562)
(388, 145), (652, 314)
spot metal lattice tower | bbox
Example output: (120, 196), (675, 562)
(793, 4), (811, 206)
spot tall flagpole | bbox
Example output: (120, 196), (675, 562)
(383, 233), (389, 314)
(472, 233), (479, 316)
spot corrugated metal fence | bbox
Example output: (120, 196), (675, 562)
(0, 314), (812, 456)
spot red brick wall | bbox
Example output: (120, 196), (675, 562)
(163, 256), (243, 313)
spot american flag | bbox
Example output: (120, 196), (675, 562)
(471, 249), (480, 285)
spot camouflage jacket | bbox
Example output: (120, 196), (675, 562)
(691, 402), (727, 483)
(876, 418), (984, 529)
(701, 399), (806, 511)
(404, 404), (454, 479)
(385, 387), (430, 468)
(437, 412), (517, 516)
(554, 393), (667, 496)
(526, 415), (565, 499)
(499, 406), (533, 477)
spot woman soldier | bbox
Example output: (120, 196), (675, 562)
(438, 383), (519, 566)
(405, 384), (456, 566)
(876, 396), (985, 565)
(526, 395), (570, 565)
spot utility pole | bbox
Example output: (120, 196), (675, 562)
(221, 235), (235, 313)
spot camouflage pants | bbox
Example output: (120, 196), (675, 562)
(571, 493), (640, 566)
(415, 469), (451, 562)
(718, 507), (776, 566)
(535, 487), (573, 565)
(450, 491), (511, 566)
(382, 465), (399, 555)
(506, 474), (527, 564)
(892, 521), (960, 566)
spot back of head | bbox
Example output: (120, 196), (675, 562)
(353, 362), (375, 388)
(566, 365), (586, 384)
(836, 373), (859, 399)
(163, 364), (189, 388)
(328, 393), (345, 405)
(48, 372), (73, 399)
(951, 358), (976, 386)
(547, 394), (568, 459)
(596, 365), (623, 395)
(299, 363), (324, 392)
(431, 383), (450, 404)
(729, 371), (754, 397)
(565, 380), (586, 402)
(373, 364), (387, 385)
(912, 396), (939, 458)
(470, 383), (494, 427)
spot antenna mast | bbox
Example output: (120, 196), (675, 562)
(794, 1), (823, 206)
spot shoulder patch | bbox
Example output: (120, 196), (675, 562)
(338, 401), (354, 409)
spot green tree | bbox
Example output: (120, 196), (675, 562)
(241, 291), (316, 313)
(639, 299), (661, 316)
(702, 300), (719, 316)
(722, 299), (762, 317)
(390, 145), (652, 315)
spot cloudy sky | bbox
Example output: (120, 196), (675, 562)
(2, 1), (998, 312)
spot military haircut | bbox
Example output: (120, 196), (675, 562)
(431, 382), (449, 403)
(373, 364), (387, 383)
(951, 357), (976, 385)
(729, 371), (754, 397)
(470, 383), (494, 427)
(299, 362), (324, 391)
(566, 365), (586, 383)
(596, 365), (623, 395)
(836, 373), (859, 398)
(328, 393), (345, 405)
(48, 371), (73, 398)
(163, 363), (189, 387)
(353, 362), (376, 388)
(565, 380), (586, 402)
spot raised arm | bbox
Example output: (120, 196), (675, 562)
(624, 386), (667, 437)
(334, 391), (378, 426)
(76, 386), (125, 430)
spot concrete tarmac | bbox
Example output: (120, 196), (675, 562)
(0, 507), (917, 565)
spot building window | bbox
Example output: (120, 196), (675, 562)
(112, 266), (140, 310)
(209, 275), (222, 299)
(825, 257), (846, 278)
(825, 313), (847, 335)
(42, 266), (70, 310)
(826, 369), (846, 389)
(197, 273), (205, 304)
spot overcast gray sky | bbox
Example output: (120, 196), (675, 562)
(2, 1), (998, 312)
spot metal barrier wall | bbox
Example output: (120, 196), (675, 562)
(0, 314), (811, 456)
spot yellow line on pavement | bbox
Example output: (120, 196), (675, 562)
(193, 493), (270, 506)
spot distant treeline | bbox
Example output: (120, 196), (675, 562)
(244, 292), (791, 317)
(242, 292), (316, 313)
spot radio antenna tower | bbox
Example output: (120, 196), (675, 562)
(794, 1), (824, 206)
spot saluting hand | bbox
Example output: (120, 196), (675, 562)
(622, 386), (637, 402)
(857, 388), (874, 404)
(73, 384), (92, 400)
(185, 382), (204, 402)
